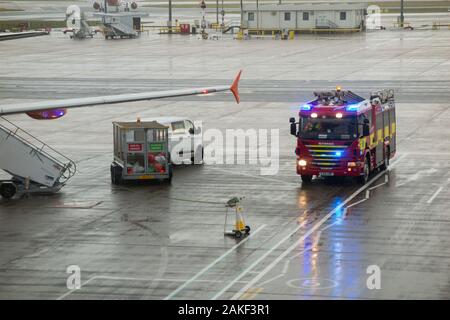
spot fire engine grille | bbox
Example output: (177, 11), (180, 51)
(306, 144), (347, 170)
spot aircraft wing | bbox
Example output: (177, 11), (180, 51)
(0, 71), (242, 116)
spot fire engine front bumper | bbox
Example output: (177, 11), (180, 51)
(296, 163), (363, 177)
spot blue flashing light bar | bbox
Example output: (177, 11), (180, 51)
(335, 151), (342, 157)
(346, 104), (360, 111)
(300, 104), (312, 111)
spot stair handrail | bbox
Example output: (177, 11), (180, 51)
(0, 116), (77, 183)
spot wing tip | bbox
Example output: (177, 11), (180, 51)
(230, 70), (242, 104)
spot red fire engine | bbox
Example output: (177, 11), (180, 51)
(289, 88), (396, 184)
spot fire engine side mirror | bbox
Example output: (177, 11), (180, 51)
(289, 117), (297, 136)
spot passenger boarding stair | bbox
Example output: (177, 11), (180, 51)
(104, 20), (136, 37)
(222, 20), (241, 33)
(0, 117), (76, 198)
(316, 19), (339, 29)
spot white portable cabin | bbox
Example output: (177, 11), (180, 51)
(242, 2), (367, 31)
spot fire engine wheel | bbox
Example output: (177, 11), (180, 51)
(357, 159), (370, 184)
(244, 225), (251, 234)
(301, 175), (313, 184)
(0, 183), (17, 199)
(234, 231), (242, 239)
(380, 148), (390, 171)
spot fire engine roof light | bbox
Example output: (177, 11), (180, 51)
(311, 113), (318, 118)
(346, 104), (360, 111)
(336, 112), (343, 118)
(301, 104), (312, 111)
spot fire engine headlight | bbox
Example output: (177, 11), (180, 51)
(336, 113), (343, 119)
(298, 159), (307, 167)
(347, 162), (357, 167)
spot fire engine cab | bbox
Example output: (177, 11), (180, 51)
(289, 88), (396, 184)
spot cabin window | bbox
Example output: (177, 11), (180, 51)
(340, 12), (347, 20)
(248, 12), (254, 21)
(303, 12), (309, 21)
(284, 12), (291, 21)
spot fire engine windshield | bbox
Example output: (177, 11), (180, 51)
(300, 116), (357, 140)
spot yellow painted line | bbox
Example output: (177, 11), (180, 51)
(239, 287), (263, 300)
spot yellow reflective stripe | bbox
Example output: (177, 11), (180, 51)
(384, 125), (389, 138)
(377, 129), (382, 143)
(313, 162), (335, 166)
(309, 149), (343, 153)
(359, 137), (366, 150)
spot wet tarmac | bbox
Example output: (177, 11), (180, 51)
(0, 29), (449, 299)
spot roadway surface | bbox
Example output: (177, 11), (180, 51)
(0, 29), (449, 299)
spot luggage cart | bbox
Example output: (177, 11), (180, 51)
(224, 196), (251, 238)
(110, 120), (172, 184)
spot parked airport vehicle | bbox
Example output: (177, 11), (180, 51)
(289, 88), (396, 184)
(146, 117), (203, 165)
(111, 120), (172, 184)
(0, 71), (241, 198)
(92, 0), (147, 39)
(63, 5), (95, 39)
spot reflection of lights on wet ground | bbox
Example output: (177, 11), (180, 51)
(332, 197), (345, 225)
(297, 192), (308, 207)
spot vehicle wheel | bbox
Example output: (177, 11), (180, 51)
(191, 146), (204, 165)
(110, 164), (122, 185)
(0, 183), (17, 199)
(167, 166), (173, 184)
(244, 225), (251, 234)
(301, 175), (312, 184)
(357, 158), (370, 184)
(234, 231), (242, 238)
(380, 147), (390, 171)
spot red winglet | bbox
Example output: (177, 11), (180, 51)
(230, 70), (242, 104)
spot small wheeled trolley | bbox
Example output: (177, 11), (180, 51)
(110, 120), (172, 184)
(224, 196), (251, 239)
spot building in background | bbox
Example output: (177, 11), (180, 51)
(242, 2), (367, 33)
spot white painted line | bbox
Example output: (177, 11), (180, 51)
(57, 276), (97, 300)
(164, 224), (266, 300)
(388, 153), (407, 171)
(212, 169), (389, 300)
(226, 155), (408, 300)
(345, 197), (368, 210)
(57, 275), (251, 300)
(427, 186), (444, 204)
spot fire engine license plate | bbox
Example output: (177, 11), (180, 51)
(319, 172), (334, 177)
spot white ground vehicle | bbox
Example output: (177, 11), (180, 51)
(146, 117), (204, 165)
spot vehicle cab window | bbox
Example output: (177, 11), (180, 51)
(185, 120), (194, 134)
(171, 121), (186, 135)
